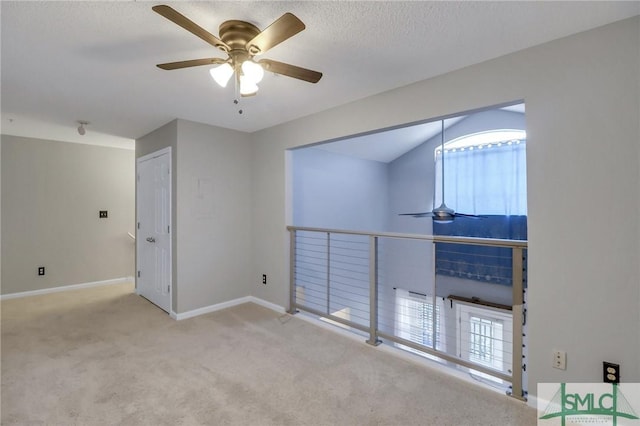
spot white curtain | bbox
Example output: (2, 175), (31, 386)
(394, 288), (446, 352)
(435, 141), (527, 215)
(395, 288), (413, 341)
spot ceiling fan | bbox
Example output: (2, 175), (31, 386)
(152, 5), (322, 97)
(399, 120), (484, 223)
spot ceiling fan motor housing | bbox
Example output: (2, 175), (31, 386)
(219, 20), (261, 53)
(432, 203), (455, 222)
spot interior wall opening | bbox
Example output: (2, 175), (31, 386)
(287, 102), (527, 394)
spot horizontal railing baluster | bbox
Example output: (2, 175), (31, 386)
(287, 225), (527, 401)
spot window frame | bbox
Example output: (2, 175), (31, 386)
(456, 303), (513, 379)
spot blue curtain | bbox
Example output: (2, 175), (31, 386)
(434, 216), (527, 286)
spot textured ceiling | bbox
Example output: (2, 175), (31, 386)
(1, 1), (638, 148)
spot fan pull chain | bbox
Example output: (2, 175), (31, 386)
(233, 72), (243, 115)
(234, 99), (243, 115)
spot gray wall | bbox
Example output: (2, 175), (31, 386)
(249, 17), (640, 397)
(292, 147), (389, 230)
(1, 135), (135, 294)
(1, 136), (2, 291)
(136, 119), (252, 314)
(175, 119), (252, 313)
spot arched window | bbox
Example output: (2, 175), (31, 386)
(434, 129), (527, 216)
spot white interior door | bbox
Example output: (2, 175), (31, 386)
(136, 148), (171, 313)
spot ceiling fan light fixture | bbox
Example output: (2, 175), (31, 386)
(433, 217), (454, 224)
(239, 75), (259, 96)
(210, 63), (234, 87)
(241, 60), (264, 84)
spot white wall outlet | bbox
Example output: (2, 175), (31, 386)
(553, 350), (566, 370)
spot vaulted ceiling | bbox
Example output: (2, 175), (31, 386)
(2, 2), (638, 148)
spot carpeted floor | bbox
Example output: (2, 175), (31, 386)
(1, 282), (536, 425)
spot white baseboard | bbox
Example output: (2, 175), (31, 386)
(174, 296), (253, 320)
(0, 276), (134, 300)
(527, 393), (542, 410)
(173, 296), (286, 320)
(247, 296), (286, 314)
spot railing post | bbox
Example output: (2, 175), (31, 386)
(509, 246), (526, 401)
(366, 235), (381, 346)
(431, 241), (438, 350)
(326, 232), (331, 315)
(288, 229), (297, 315)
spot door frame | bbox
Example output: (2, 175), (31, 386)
(136, 146), (173, 315)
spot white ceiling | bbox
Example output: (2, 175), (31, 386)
(311, 115), (465, 163)
(1, 2), (638, 148)
(313, 104), (525, 163)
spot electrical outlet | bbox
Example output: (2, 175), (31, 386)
(553, 350), (566, 370)
(99, 210), (108, 218)
(262, 274), (267, 285)
(603, 361), (620, 383)
(38, 266), (45, 276)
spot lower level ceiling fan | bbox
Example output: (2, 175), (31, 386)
(399, 120), (484, 223)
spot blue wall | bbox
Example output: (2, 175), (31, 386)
(292, 147), (389, 231)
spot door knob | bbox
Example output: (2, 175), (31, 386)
(146, 237), (156, 243)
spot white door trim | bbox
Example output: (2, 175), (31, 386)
(136, 146), (173, 315)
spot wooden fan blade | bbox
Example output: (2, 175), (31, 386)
(259, 59), (322, 83)
(152, 5), (230, 52)
(157, 58), (227, 70)
(247, 13), (305, 55)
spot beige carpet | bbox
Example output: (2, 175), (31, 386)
(1, 282), (536, 425)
